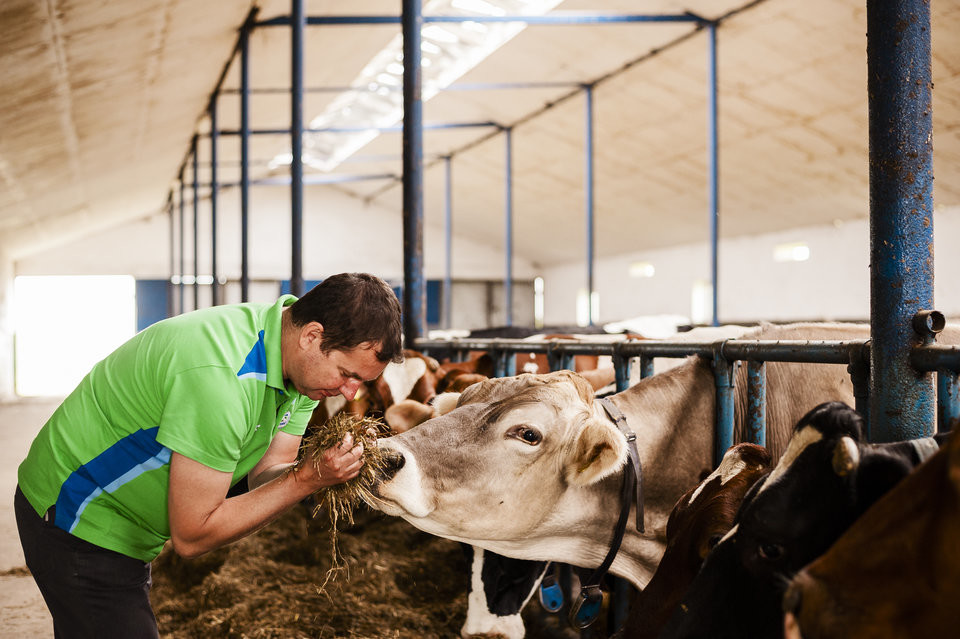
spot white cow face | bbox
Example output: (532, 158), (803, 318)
(369, 370), (628, 545)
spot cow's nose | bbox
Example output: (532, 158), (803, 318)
(379, 448), (405, 481)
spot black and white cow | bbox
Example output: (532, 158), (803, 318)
(658, 401), (946, 639)
(367, 323), (871, 625)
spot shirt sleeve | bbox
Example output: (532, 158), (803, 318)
(281, 395), (317, 438)
(155, 366), (253, 473)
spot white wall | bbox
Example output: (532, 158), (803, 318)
(16, 185), (537, 283)
(543, 205), (960, 327)
(0, 248), (14, 400)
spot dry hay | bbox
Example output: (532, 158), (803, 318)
(152, 504), (471, 638)
(293, 413), (392, 587)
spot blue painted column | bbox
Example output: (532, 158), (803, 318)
(713, 349), (735, 467)
(504, 127), (513, 327)
(191, 135), (199, 310)
(867, 0), (935, 442)
(706, 22), (719, 326)
(584, 84), (595, 326)
(290, 0), (305, 297)
(240, 21), (251, 302)
(209, 96), (219, 306)
(167, 194), (174, 318)
(178, 172), (185, 315)
(444, 156), (453, 329)
(746, 360), (765, 446)
(402, 0), (426, 346)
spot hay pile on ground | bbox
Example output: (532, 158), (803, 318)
(151, 504), (471, 638)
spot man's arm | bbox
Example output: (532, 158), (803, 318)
(167, 431), (364, 558)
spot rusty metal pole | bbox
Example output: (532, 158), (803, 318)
(867, 0), (935, 442)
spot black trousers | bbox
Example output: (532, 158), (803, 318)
(14, 485), (159, 639)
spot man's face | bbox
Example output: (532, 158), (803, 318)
(292, 340), (386, 401)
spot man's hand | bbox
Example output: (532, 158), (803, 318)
(295, 432), (366, 487)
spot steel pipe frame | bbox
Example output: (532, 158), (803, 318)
(867, 0), (935, 442)
(256, 14), (707, 28)
(402, 0), (425, 346)
(209, 97), (220, 307)
(240, 19), (251, 302)
(252, 8), (711, 349)
(191, 135), (199, 311)
(211, 121), (500, 136)
(290, 0), (305, 297)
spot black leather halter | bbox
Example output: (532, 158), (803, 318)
(565, 396), (645, 628)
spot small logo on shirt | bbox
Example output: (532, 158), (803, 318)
(278, 411), (292, 429)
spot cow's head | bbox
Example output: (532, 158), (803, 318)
(659, 401), (935, 639)
(622, 442), (771, 639)
(369, 370), (629, 546)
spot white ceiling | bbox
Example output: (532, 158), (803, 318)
(2, 0), (959, 267)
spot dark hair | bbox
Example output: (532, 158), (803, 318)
(288, 273), (403, 363)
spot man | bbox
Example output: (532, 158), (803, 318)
(14, 272), (403, 638)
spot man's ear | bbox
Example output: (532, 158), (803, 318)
(299, 322), (324, 350)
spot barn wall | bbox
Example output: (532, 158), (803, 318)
(0, 249), (14, 400)
(15, 185), (537, 282)
(542, 205), (960, 327)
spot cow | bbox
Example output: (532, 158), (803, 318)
(658, 401), (947, 639)
(366, 323), (869, 615)
(782, 428), (959, 639)
(616, 442), (772, 639)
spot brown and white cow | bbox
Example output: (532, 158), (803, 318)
(368, 323), (868, 593)
(617, 442), (772, 639)
(782, 428), (959, 639)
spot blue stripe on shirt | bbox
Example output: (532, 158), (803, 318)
(55, 427), (172, 533)
(237, 330), (267, 382)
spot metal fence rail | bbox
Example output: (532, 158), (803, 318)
(416, 326), (960, 466)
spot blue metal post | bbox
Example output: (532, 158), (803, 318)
(209, 96), (219, 306)
(167, 194), (174, 319)
(713, 349), (735, 467)
(847, 344), (871, 423)
(612, 348), (630, 393)
(706, 22), (719, 326)
(444, 156), (453, 329)
(938, 370), (960, 434)
(585, 84), (595, 326)
(746, 360), (766, 447)
(504, 127), (513, 327)
(402, 0), (426, 346)
(191, 135), (199, 311)
(240, 21), (251, 302)
(639, 355), (654, 379)
(867, 0), (935, 442)
(178, 172), (185, 315)
(290, 0), (305, 297)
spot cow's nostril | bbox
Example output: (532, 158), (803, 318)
(379, 449), (405, 480)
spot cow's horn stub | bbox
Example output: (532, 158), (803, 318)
(831, 436), (860, 476)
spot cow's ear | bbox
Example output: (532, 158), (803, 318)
(432, 392), (461, 415)
(565, 417), (628, 486)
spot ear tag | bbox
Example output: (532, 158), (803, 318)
(538, 570), (564, 613)
(568, 585), (603, 629)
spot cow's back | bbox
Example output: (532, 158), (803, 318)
(733, 323), (867, 460)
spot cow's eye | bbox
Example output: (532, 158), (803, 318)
(506, 425), (543, 446)
(757, 542), (784, 562)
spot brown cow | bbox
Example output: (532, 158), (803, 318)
(782, 429), (960, 639)
(618, 442), (771, 639)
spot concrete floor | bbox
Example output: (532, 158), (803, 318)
(0, 398), (61, 637)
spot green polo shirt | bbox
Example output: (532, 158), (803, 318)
(17, 296), (317, 561)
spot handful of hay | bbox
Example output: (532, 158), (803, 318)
(291, 412), (391, 587)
